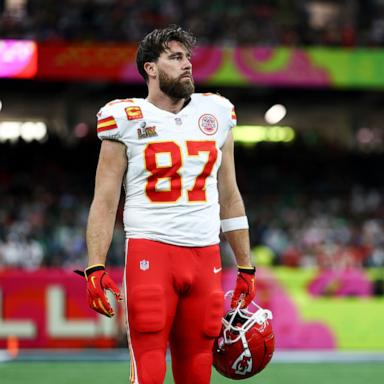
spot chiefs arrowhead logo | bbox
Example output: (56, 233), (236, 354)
(198, 114), (218, 135)
(232, 351), (253, 375)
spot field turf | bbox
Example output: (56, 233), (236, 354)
(1, 361), (383, 384)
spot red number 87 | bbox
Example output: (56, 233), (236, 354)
(144, 141), (218, 203)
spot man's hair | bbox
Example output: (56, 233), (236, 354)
(136, 25), (196, 82)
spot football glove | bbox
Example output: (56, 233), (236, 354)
(231, 265), (256, 309)
(74, 264), (122, 318)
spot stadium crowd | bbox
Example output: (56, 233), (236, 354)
(1, 1), (384, 292)
(1, 0), (384, 46)
(0, 139), (383, 272)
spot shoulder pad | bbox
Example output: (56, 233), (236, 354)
(96, 99), (136, 140)
(98, 98), (138, 118)
(199, 92), (234, 108)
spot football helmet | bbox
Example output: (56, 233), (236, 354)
(213, 292), (275, 380)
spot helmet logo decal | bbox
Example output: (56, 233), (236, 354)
(232, 350), (253, 376)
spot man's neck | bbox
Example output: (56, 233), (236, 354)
(146, 91), (188, 114)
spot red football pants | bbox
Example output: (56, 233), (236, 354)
(124, 238), (224, 384)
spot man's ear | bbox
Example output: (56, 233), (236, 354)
(144, 62), (157, 79)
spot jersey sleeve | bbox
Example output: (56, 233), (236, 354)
(96, 101), (125, 142)
(206, 93), (237, 129)
(220, 95), (237, 129)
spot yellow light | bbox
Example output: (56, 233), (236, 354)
(233, 125), (295, 145)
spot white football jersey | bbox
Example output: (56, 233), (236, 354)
(96, 93), (236, 246)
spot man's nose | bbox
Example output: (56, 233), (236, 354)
(183, 57), (192, 69)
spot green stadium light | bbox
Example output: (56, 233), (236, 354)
(233, 125), (295, 145)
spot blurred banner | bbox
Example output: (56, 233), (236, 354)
(37, 42), (141, 83)
(0, 40), (37, 79)
(223, 267), (384, 351)
(37, 43), (384, 88)
(0, 268), (383, 350)
(0, 269), (122, 349)
(1, 40), (384, 88)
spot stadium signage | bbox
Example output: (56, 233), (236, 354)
(3, 39), (384, 89)
(0, 269), (122, 348)
(0, 40), (37, 79)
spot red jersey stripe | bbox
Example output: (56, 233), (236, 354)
(97, 123), (118, 132)
(98, 116), (116, 125)
(97, 116), (118, 132)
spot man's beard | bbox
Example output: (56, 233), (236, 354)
(158, 69), (194, 100)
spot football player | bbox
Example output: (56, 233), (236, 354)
(79, 25), (256, 384)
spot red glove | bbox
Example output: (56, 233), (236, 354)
(231, 266), (256, 309)
(74, 264), (122, 317)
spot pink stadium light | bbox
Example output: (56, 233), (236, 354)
(0, 40), (37, 79)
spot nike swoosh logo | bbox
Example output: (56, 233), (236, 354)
(213, 267), (222, 274)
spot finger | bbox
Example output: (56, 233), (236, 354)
(97, 292), (115, 316)
(107, 282), (123, 301)
(240, 297), (249, 308)
(103, 275), (123, 301)
(96, 298), (114, 317)
(93, 304), (113, 317)
(232, 293), (248, 309)
(88, 290), (114, 317)
(230, 294), (240, 308)
(90, 297), (114, 317)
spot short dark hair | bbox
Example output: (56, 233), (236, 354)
(136, 25), (196, 82)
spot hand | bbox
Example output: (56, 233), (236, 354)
(74, 264), (123, 317)
(231, 266), (256, 309)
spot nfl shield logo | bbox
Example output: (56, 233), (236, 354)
(140, 260), (150, 271)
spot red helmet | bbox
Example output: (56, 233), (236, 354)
(213, 293), (275, 380)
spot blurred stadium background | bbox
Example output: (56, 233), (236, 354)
(1, 0), (384, 383)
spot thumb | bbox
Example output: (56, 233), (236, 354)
(230, 289), (241, 308)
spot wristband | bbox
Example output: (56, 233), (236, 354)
(237, 265), (256, 275)
(84, 264), (105, 278)
(221, 216), (249, 233)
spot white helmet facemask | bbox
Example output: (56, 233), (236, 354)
(221, 291), (273, 346)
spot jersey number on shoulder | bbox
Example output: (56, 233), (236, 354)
(144, 141), (218, 203)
